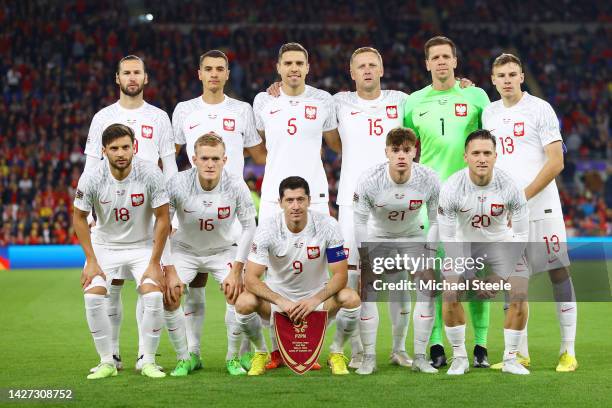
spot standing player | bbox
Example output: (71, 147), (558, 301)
(252, 43), (339, 369)
(171, 49), (265, 370)
(438, 130), (530, 375)
(352, 127), (440, 374)
(403, 36), (491, 368)
(73, 124), (170, 379)
(332, 48), (410, 368)
(483, 53), (578, 372)
(162, 134), (257, 376)
(234, 176), (361, 375)
(253, 42), (339, 223)
(84, 55), (177, 371)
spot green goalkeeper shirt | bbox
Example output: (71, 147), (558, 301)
(403, 82), (490, 181)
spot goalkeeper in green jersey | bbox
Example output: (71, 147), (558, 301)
(403, 36), (491, 369)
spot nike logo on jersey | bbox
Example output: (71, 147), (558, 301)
(459, 208), (472, 212)
(100, 200), (111, 204)
(350, 111), (361, 115)
(270, 109), (281, 114)
(189, 123), (200, 130)
(419, 111), (428, 117)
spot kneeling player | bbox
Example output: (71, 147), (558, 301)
(163, 134), (257, 376)
(353, 127), (440, 374)
(438, 130), (530, 375)
(73, 124), (170, 379)
(235, 176), (361, 375)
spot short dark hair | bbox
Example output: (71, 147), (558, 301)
(424, 36), (456, 59)
(102, 124), (134, 147)
(386, 127), (417, 147)
(117, 55), (146, 74)
(278, 42), (308, 62)
(279, 176), (310, 199)
(492, 53), (523, 71)
(199, 50), (229, 68)
(464, 129), (496, 150)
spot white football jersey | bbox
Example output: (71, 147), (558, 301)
(253, 86), (336, 203)
(85, 101), (175, 162)
(483, 92), (563, 220)
(334, 90), (408, 205)
(74, 157), (169, 249)
(167, 168), (256, 254)
(438, 168), (528, 242)
(353, 162), (440, 239)
(248, 211), (345, 300)
(172, 95), (262, 177)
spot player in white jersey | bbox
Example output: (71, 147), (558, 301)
(438, 130), (530, 375)
(73, 124), (170, 379)
(161, 134), (257, 377)
(253, 43), (339, 224)
(172, 50), (266, 176)
(171, 50), (265, 368)
(483, 53), (578, 372)
(83, 55), (178, 372)
(234, 177), (361, 375)
(352, 127), (440, 374)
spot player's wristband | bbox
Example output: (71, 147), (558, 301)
(326, 246), (347, 263)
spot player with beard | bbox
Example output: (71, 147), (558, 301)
(84, 55), (177, 373)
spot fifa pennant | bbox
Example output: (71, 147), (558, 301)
(274, 310), (328, 375)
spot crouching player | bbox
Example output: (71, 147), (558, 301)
(353, 127), (440, 374)
(73, 124), (170, 379)
(235, 176), (361, 375)
(438, 130), (530, 375)
(162, 133), (257, 376)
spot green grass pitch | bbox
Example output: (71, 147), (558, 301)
(1, 268), (611, 408)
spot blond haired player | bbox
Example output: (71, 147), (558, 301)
(74, 124), (170, 379)
(171, 49), (266, 370)
(84, 55), (177, 372)
(234, 176), (361, 375)
(483, 53), (578, 372)
(162, 134), (257, 377)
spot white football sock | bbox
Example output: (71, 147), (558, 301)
(239, 336), (252, 355)
(269, 323), (279, 352)
(413, 300), (435, 356)
(553, 280), (577, 356)
(235, 312), (267, 352)
(107, 284), (123, 356)
(141, 292), (163, 364)
(503, 328), (523, 361)
(445, 324), (467, 358)
(225, 304), (242, 360)
(184, 287), (205, 355)
(360, 302), (379, 355)
(164, 306), (189, 361)
(348, 268), (364, 356)
(135, 294), (144, 357)
(330, 306), (361, 354)
(390, 300), (411, 353)
(84, 294), (113, 364)
(556, 301), (577, 356)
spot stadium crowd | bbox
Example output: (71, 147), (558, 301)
(0, 0), (609, 245)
